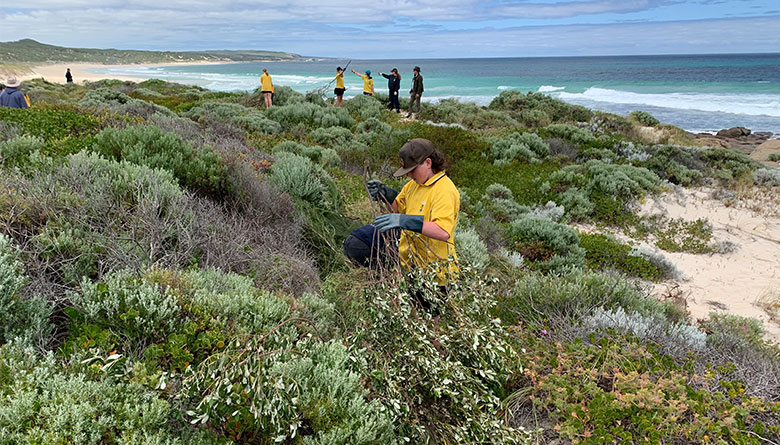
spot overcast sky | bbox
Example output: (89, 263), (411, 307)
(1, 1), (779, 58)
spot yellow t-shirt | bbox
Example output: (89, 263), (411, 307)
(260, 73), (274, 92)
(336, 74), (345, 89)
(361, 75), (374, 94)
(394, 171), (460, 284)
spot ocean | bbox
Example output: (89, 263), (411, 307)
(92, 54), (780, 136)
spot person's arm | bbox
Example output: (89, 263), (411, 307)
(421, 221), (450, 241)
(380, 73), (392, 79)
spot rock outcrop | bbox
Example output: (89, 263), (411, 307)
(692, 127), (773, 154)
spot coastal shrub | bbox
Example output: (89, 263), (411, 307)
(579, 232), (664, 280)
(614, 141), (651, 162)
(79, 87), (174, 118)
(229, 114), (282, 134)
(768, 153), (780, 162)
(186, 102), (281, 135)
(628, 110), (660, 127)
(0, 344), (211, 444)
(0, 234), (53, 346)
(482, 184), (530, 222)
(68, 272), (180, 345)
(130, 87), (164, 98)
(488, 131), (550, 165)
(628, 246), (681, 280)
(557, 188), (595, 220)
(698, 147), (759, 180)
(0, 106), (102, 156)
(344, 94), (384, 121)
(0, 121), (20, 142)
(454, 227), (489, 272)
(263, 85), (305, 106)
(583, 306), (706, 351)
(528, 200), (566, 222)
(272, 141), (340, 168)
(643, 145), (704, 186)
(418, 99), (520, 129)
(310, 126), (354, 148)
(654, 218), (714, 253)
(543, 124), (596, 145)
(92, 125), (231, 198)
(519, 109), (552, 127)
(0, 135), (44, 167)
(753, 167), (780, 187)
(356, 117), (392, 134)
(488, 90), (593, 123)
(269, 152), (339, 210)
(266, 102), (354, 129)
(507, 216), (585, 271)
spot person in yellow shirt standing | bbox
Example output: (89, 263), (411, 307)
(351, 68), (374, 96)
(260, 68), (274, 108)
(334, 66), (346, 106)
(367, 138), (460, 287)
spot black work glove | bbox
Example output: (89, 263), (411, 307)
(367, 180), (399, 204)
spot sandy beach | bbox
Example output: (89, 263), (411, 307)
(9, 61), (231, 85)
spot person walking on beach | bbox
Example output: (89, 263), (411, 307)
(380, 68), (401, 113)
(352, 69), (374, 96)
(407, 66), (424, 117)
(65, 68), (73, 83)
(0, 78), (29, 109)
(260, 68), (274, 108)
(334, 67), (346, 106)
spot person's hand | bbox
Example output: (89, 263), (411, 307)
(373, 214), (424, 233)
(367, 180), (398, 204)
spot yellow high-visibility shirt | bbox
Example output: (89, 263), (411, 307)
(360, 75), (373, 94)
(260, 73), (274, 92)
(394, 171), (460, 284)
(336, 74), (344, 89)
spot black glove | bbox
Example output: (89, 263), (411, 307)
(367, 180), (398, 204)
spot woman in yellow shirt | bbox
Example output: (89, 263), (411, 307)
(334, 66), (345, 106)
(351, 69), (374, 96)
(260, 68), (274, 108)
(367, 138), (460, 286)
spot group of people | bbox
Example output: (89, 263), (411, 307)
(259, 65), (425, 116)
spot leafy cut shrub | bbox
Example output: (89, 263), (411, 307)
(488, 132), (550, 165)
(754, 167), (780, 186)
(269, 152), (340, 210)
(455, 227), (489, 272)
(0, 344), (214, 444)
(266, 102), (354, 129)
(579, 232), (664, 280)
(488, 90), (593, 123)
(507, 216), (585, 271)
(628, 110), (660, 127)
(543, 124), (597, 145)
(0, 135), (44, 167)
(0, 105), (102, 156)
(92, 125), (231, 198)
(0, 234), (52, 346)
(69, 271), (180, 345)
(417, 99), (520, 129)
(79, 87), (174, 118)
(643, 145), (704, 186)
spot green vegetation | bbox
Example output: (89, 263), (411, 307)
(0, 78), (777, 444)
(0, 38), (301, 64)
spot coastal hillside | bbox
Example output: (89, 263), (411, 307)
(0, 39), (303, 64)
(0, 78), (779, 443)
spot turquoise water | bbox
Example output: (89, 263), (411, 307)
(93, 54), (780, 135)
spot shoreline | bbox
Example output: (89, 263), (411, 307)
(12, 60), (239, 85)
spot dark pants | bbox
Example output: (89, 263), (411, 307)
(409, 93), (422, 113)
(389, 90), (400, 112)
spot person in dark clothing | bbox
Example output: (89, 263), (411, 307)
(379, 68), (401, 113)
(407, 66), (423, 117)
(0, 78), (28, 109)
(65, 68), (73, 83)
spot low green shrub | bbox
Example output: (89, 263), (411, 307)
(768, 153), (780, 162)
(269, 152), (339, 210)
(272, 140), (340, 167)
(356, 117), (391, 134)
(754, 167), (780, 187)
(698, 147), (759, 181)
(0, 135), (44, 167)
(344, 94), (384, 121)
(310, 126), (354, 148)
(266, 102), (354, 129)
(583, 306), (706, 351)
(417, 99), (520, 129)
(455, 227), (489, 272)
(628, 110), (661, 127)
(519, 108), (552, 127)
(92, 125), (231, 198)
(186, 102), (281, 135)
(643, 145), (704, 186)
(543, 123), (597, 145)
(80, 87), (174, 118)
(488, 132), (550, 165)
(507, 216), (585, 271)
(489, 90), (593, 123)
(579, 232), (664, 280)
(0, 105), (102, 156)
(654, 218), (714, 253)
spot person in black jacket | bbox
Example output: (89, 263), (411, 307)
(379, 68), (401, 113)
(407, 66), (423, 117)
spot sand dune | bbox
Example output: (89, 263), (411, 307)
(12, 61), (228, 85)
